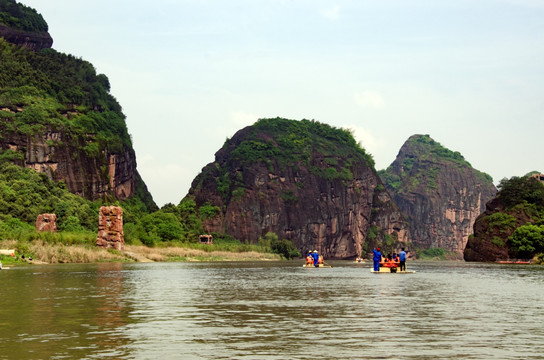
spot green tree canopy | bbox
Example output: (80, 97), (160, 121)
(0, 0), (48, 32)
(509, 224), (544, 258)
(498, 176), (544, 209)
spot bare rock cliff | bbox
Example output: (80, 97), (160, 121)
(0, 124), (138, 201)
(0, 24), (52, 51)
(187, 118), (410, 259)
(380, 135), (496, 254)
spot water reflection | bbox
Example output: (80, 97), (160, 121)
(1, 261), (543, 359)
(0, 263), (134, 359)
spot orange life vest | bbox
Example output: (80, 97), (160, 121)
(383, 259), (397, 268)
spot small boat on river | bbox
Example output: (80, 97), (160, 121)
(371, 267), (415, 274)
(302, 263), (332, 268)
(496, 260), (531, 264)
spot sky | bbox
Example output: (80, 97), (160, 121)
(21, 0), (544, 207)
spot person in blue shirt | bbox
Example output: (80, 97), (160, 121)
(398, 248), (407, 272)
(372, 248), (382, 272)
(312, 250), (319, 267)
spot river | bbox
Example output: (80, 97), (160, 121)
(0, 260), (543, 359)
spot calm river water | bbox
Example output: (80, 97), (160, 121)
(1, 260), (543, 359)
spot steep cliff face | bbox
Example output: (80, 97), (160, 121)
(379, 135), (496, 254)
(0, 24), (52, 51)
(0, 125), (137, 200)
(463, 198), (511, 262)
(0, 1), (52, 51)
(0, 8), (156, 210)
(187, 118), (410, 259)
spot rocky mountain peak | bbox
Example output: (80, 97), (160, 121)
(380, 134), (497, 254)
(187, 118), (410, 259)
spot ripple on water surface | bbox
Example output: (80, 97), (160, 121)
(1, 261), (543, 359)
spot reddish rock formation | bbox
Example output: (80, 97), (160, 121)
(380, 135), (497, 254)
(0, 128), (139, 201)
(35, 213), (57, 232)
(0, 17), (156, 209)
(187, 118), (410, 259)
(96, 206), (124, 251)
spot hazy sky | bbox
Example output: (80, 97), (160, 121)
(21, 0), (544, 207)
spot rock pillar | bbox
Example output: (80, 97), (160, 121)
(36, 213), (57, 232)
(96, 206), (124, 251)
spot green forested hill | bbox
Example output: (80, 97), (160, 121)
(378, 134), (492, 191)
(464, 174), (544, 262)
(0, 2), (159, 244)
(0, 0), (47, 32)
(226, 117), (374, 168)
(0, 3), (236, 251)
(0, 38), (129, 150)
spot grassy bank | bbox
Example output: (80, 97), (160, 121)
(0, 238), (282, 265)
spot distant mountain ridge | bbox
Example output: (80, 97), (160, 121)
(379, 134), (497, 254)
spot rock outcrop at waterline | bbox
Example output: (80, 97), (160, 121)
(379, 135), (496, 254)
(186, 118), (410, 259)
(464, 174), (544, 262)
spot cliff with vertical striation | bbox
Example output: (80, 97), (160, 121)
(187, 118), (410, 259)
(379, 135), (496, 254)
(0, 2), (156, 210)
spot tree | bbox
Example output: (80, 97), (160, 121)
(141, 212), (184, 242)
(498, 176), (544, 209)
(509, 224), (544, 258)
(261, 232), (301, 259)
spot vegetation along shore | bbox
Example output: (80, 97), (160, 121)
(0, 237), (283, 266)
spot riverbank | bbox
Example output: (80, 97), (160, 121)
(0, 239), (282, 265)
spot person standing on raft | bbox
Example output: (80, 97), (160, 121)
(312, 250), (320, 267)
(398, 248), (407, 272)
(372, 248), (382, 272)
